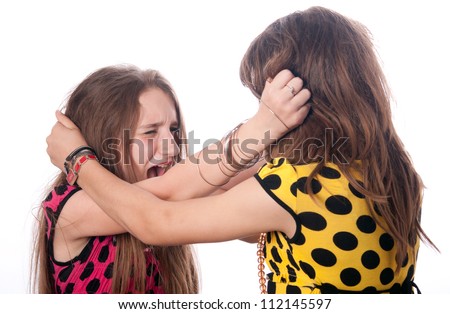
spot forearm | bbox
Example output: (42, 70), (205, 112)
(135, 121), (270, 201)
(74, 157), (291, 246)
(74, 159), (243, 245)
(133, 72), (311, 200)
(76, 160), (162, 241)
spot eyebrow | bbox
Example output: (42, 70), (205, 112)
(137, 121), (179, 130)
(137, 122), (161, 130)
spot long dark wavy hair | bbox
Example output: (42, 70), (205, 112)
(239, 6), (438, 270)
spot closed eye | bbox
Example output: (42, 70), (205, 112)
(143, 127), (179, 137)
(144, 129), (157, 135)
(170, 127), (180, 137)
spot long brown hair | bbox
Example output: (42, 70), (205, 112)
(240, 6), (437, 270)
(32, 65), (199, 293)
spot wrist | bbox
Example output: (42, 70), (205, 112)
(227, 119), (267, 166)
(64, 146), (98, 185)
(245, 111), (280, 147)
(257, 99), (290, 139)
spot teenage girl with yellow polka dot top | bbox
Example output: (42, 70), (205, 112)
(45, 6), (437, 294)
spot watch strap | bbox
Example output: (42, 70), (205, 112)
(65, 152), (98, 186)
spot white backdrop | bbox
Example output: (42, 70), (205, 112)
(1, 0), (449, 295)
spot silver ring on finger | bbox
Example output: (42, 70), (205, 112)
(286, 84), (295, 96)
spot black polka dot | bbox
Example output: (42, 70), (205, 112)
(340, 268), (361, 286)
(361, 250), (380, 269)
(349, 181), (365, 198)
(272, 158), (285, 168)
(99, 244), (110, 263)
(58, 264), (74, 283)
(311, 248), (337, 267)
(406, 264), (415, 281)
(262, 174), (282, 190)
(298, 212), (327, 231)
(104, 262), (114, 279)
(325, 195), (352, 215)
(55, 185), (68, 195)
(379, 233), (394, 251)
(356, 215), (376, 233)
(333, 231), (358, 251)
(154, 271), (161, 286)
(299, 261), (316, 279)
(44, 191), (53, 202)
(319, 166), (341, 179)
(293, 177), (322, 195)
(274, 232), (284, 249)
(271, 246), (282, 263)
(286, 265), (296, 282)
(319, 283), (338, 293)
(286, 285), (301, 293)
(289, 182), (297, 196)
(287, 250), (300, 270)
(395, 265), (415, 293)
(269, 260), (280, 275)
(80, 262), (94, 280)
(86, 278), (100, 293)
(267, 280), (276, 294)
(390, 283), (402, 292)
(401, 265), (416, 292)
(285, 239), (293, 252)
(79, 240), (93, 263)
(380, 268), (394, 285)
(291, 232), (306, 245)
(373, 204), (382, 216)
(64, 283), (74, 294)
(401, 253), (409, 267)
(362, 286), (378, 293)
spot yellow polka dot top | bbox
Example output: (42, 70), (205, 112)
(254, 158), (419, 294)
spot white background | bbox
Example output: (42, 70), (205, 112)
(1, 0), (449, 295)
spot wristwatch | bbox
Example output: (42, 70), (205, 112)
(64, 146), (98, 185)
(65, 153), (98, 185)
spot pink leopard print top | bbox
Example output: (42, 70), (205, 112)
(43, 184), (164, 294)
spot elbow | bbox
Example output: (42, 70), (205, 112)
(130, 222), (163, 246)
(129, 209), (174, 246)
(132, 229), (159, 246)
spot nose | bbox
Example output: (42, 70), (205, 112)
(153, 129), (180, 160)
